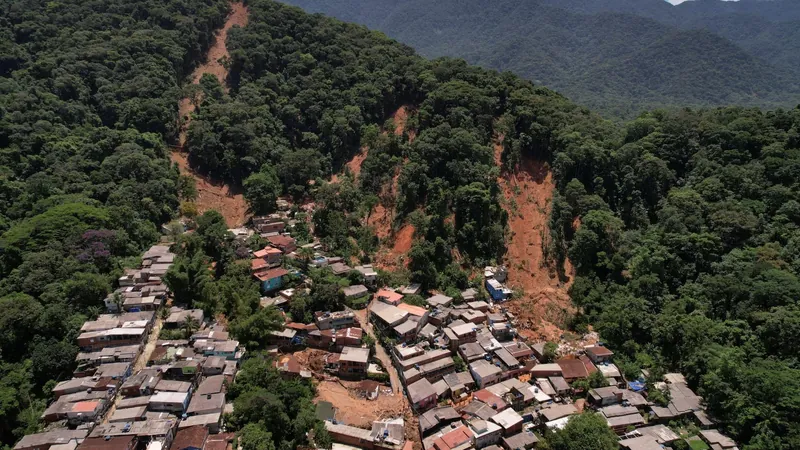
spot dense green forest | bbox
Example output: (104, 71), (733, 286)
(280, 0), (800, 118)
(0, 0), (229, 443)
(3, 0), (800, 448)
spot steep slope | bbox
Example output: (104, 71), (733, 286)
(174, 2), (250, 227)
(495, 138), (573, 341)
(281, 0), (800, 117)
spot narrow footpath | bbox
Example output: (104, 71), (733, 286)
(101, 314), (164, 424)
(354, 309), (402, 394)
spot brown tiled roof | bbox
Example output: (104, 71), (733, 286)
(473, 389), (507, 410)
(171, 426), (208, 450)
(253, 268), (289, 281)
(579, 355), (598, 374)
(254, 247), (282, 258)
(78, 436), (135, 450)
(267, 235), (295, 247)
(557, 358), (588, 379)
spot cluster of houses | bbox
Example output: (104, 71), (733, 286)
(14, 207), (741, 450)
(15, 245), (240, 450)
(243, 214), (300, 293)
(268, 277), (738, 450)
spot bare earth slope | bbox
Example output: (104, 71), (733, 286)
(172, 2), (249, 227)
(495, 138), (574, 341)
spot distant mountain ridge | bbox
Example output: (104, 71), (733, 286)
(280, 0), (800, 117)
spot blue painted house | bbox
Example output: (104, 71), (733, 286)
(254, 267), (289, 292)
(485, 278), (512, 302)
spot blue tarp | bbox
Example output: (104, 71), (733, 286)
(628, 381), (645, 392)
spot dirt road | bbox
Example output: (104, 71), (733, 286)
(354, 309), (402, 394)
(101, 314), (164, 424)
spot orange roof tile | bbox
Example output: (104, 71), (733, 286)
(377, 289), (404, 304)
(435, 426), (473, 450)
(72, 401), (100, 413)
(253, 267), (289, 281)
(397, 302), (427, 317)
(254, 247), (282, 258)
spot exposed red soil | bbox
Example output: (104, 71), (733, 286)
(365, 107), (418, 270)
(195, 2), (248, 86)
(171, 151), (248, 227)
(172, 2), (250, 228)
(178, 2), (249, 145)
(495, 136), (575, 341)
(368, 203), (393, 240)
(331, 147), (368, 183)
(392, 106), (416, 142)
(330, 105), (414, 184)
(314, 380), (409, 428)
(373, 223), (415, 270)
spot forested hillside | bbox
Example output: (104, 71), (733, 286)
(186, 1), (800, 445)
(280, 0), (800, 117)
(2, 0), (800, 448)
(0, 0), (228, 442)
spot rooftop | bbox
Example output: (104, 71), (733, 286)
(635, 425), (681, 444)
(89, 419), (175, 438)
(472, 390), (507, 411)
(461, 400), (498, 421)
(150, 391), (189, 404)
(470, 359), (502, 378)
(371, 301), (409, 325)
(699, 430), (737, 449)
(419, 406), (460, 434)
(187, 393), (225, 415)
(394, 320), (418, 335)
(494, 348), (520, 368)
(376, 289), (404, 304)
(14, 430), (88, 450)
(267, 235), (295, 247)
(557, 358), (588, 379)
(427, 294), (453, 307)
(548, 376), (570, 392)
(369, 418), (405, 446)
(154, 378), (191, 392)
(178, 413), (222, 429)
(254, 247), (282, 258)
(342, 284), (369, 297)
(600, 404), (639, 418)
(340, 346), (370, 364)
(585, 345), (614, 358)
(433, 426), (472, 450)
(253, 267), (289, 282)
(459, 342), (486, 360)
(491, 408), (523, 430)
(407, 378), (437, 404)
(171, 426), (209, 450)
(77, 436), (134, 450)
(502, 431), (539, 450)
(539, 404), (577, 422)
(605, 413), (645, 428)
(397, 302), (427, 317)
(196, 375), (226, 395)
(450, 323), (476, 337)
(619, 436), (663, 450)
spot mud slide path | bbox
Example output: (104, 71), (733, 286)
(172, 2), (249, 227)
(495, 136), (574, 341)
(368, 106), (415, 270)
